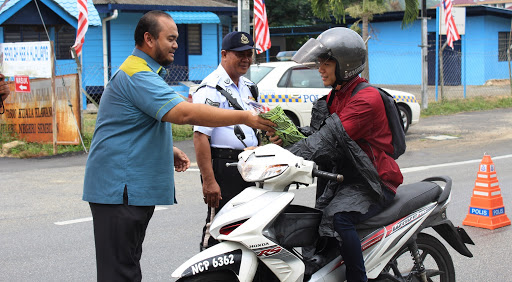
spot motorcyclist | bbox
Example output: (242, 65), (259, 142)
(269, 27), (403, 282)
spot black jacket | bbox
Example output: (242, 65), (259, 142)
(287, 96), (386, 237)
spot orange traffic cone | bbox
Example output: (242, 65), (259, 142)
(463, 155), (511, 230)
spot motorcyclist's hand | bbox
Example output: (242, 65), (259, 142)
(266, 131), (283, 146)
(244, 111), (275, 133)
(173, 146), (190, 172)
(203, 180), (222, 208)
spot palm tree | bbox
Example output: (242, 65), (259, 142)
(345, 2), (386, 81)
(310, 0), (419, 28)
(309, 0), (421, 81)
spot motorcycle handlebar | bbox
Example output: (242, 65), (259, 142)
(312, 168), (344, 183)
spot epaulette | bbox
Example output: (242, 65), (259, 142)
(202, 73), (224, 89)
(241, 76), (255, 86)
(240, 77), (258, 101)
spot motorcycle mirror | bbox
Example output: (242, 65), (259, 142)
(234, 125), (248, 148)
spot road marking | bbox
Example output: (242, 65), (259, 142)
(55, 217), (92, 225)
(56, 154), (511, 225)
(55, 206), (168, 225)
(401, 154), (512, 173)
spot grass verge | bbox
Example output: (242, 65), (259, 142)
(1, 113), (193, 158)
(421, 95), (512, 117)
(1, 95), (512, 158)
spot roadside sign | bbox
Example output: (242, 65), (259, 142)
(0, 74), (81, 144)
(439, 7), (466, 35)
(15, 75), (31, 92)
(0, 41), (52, 78)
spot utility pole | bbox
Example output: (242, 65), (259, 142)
(238, 0), (250, 33)
(420, 0), (429, 109)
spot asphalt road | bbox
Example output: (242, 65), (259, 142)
(1, 108), (511, 281)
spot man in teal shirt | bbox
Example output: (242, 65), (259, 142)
(83, 11), (274, 281)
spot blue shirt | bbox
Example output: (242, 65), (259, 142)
(83, 48), (184, 206)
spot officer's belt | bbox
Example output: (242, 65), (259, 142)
(211, 147), (243, 161)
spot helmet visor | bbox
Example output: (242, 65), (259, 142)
(292, 38), (331, 69)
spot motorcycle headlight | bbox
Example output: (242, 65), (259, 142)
(237, 153), (288, 182)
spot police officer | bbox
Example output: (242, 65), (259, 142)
(193, 31), (260, 250)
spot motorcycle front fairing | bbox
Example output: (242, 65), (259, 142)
(171, 241), (258, 280)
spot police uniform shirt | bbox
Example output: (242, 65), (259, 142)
(193, 65), (258, 149)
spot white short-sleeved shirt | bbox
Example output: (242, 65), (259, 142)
(193, 65), (258, 149)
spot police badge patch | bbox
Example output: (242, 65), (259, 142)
(205, 98), (220, 108)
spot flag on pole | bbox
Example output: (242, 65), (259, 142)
(72, 0), (88, 57)
(254, 0), (271, 54)
(443, 0), (460, 49)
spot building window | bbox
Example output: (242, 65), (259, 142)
(56, 25), (76, 59)
(188, 24), (201, 55)
(222, 25), (229, 39)
(498, 32), (511, 62)
(3, 24), (75, 59)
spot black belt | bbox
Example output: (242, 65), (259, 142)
(211, 147), (243, 160)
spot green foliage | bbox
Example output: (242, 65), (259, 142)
(1, 113), (193, 158)
(421, 96), (512, 117)
(346, 1), (386, 31)
(310, 0), (418, 28)
(4, 97), (512, 158)
(402, 0), (420, 28)
(0, 124), (17, 145)
(346, 1), (386, 20)
(266, 0), (315, 26)
(172, 124), (193, 141)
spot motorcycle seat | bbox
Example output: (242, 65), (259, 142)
(356, 180), (442, 230)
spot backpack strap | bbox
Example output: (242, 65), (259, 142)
(351, 82), (372, 97)
(326, 82), (371, 108)
(215, 85), (244, 111)
(350, 82), (406, 159)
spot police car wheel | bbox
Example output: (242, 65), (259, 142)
(398, 104), (411, 133)
(285, 112), (300, 127)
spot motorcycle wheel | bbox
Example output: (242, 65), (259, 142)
(380, 233), (455, 282)
(176, 270), (239, 282)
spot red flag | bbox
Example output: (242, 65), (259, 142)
(254, 0), (271, 54)
(72, 0), (88, 57)
(443, 0), (460, 49)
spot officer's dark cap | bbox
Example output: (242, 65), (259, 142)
(222, 31), (259, 52)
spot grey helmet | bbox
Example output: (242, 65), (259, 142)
(292, 27), (366, 83)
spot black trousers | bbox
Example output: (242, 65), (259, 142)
(89, 189), (155, 282)
(200, 157), (253, 250)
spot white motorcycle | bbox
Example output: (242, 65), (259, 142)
(172, 144), (474, 282)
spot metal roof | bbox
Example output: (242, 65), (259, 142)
(92, 0), (235, 8)
(0, 0), (101, 26)
(167, 11), (220, 24)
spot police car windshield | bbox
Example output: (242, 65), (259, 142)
(244, 66), (274, 84)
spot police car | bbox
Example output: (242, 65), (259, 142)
(244, 60), (420, 133)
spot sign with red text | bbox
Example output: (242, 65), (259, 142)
(0, 74), (81, 144)
(15, 75), (31, 92)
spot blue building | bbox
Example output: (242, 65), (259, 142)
(1, 1), (511, 105)
(269, 5), (512, 87)
(368, 5), (512, 86)
(0, 0), (237, 107)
